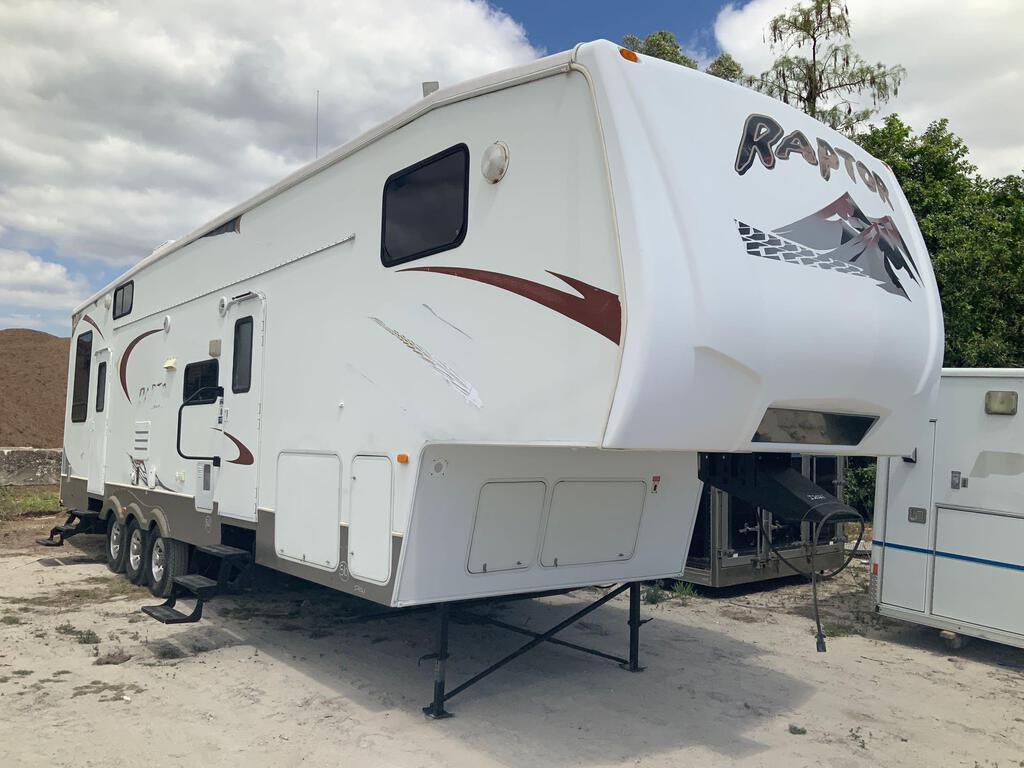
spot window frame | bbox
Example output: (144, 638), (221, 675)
(182, 359), (220, 406)
(95, 360), (107, 413)
(380, 143), (470, 268)
(70, 331), (93, 423)
(231, 316), (254, 394)
(113, 281), (134, 320)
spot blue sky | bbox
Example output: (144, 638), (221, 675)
(493, 1), (725, 60)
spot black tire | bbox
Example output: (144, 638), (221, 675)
(105, 515), (128, 574)
(147, 533), (189, 598)
(124, 519), (149, 585)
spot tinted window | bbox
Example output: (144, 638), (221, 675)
(381, 144), (469, 266)
(95, 361), (107, 413)
(70, 332), (93, 423)
(183, 359), (219, 405)
(232, 316), (253, 394)
(753, 408), (877, 446)
(113, 281), (134, 319)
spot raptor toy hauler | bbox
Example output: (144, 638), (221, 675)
(54, 41), (942, 713)
(873, 369), (1024, 649)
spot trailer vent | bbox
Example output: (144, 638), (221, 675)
(133, 421), (151, 454)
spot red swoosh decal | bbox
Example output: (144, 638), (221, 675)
(119, 328), (162, 402)
(400, 267), (621, 344)
(81, 314), (104, 339)
(212, 428), (255, 466)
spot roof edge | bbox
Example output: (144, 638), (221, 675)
(74, 47), (579, 316)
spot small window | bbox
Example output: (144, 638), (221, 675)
(232, 316), (254, 393)
(183, 359), (220, 405)
(381, 143), (469, 267)
(113, 281), (134, 319)
(95, 361), (107, 413)
(70, 332), (93, 423)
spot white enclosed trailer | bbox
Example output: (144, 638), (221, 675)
(872, 369), (1024, 649)
(53, 41), (942, 711)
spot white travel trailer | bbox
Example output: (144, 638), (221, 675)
(872, 369), (1024, 649)
(54, 40), (942, 712)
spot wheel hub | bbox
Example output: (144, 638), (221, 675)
(109, 522), (123, 560)
(129, 528), (144, 571)
(151, 537), (165, 583)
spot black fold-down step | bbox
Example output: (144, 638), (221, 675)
(173, 574), (218, 599)
(142, 543), (252, 625)
(142, 601), (204, 625)
(36, 509), (103, 547)
(196, 543), (251, 562)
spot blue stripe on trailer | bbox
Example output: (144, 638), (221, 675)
(877, 540), (1024, 572)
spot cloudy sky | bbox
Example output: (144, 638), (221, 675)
(1, 0), (1020, 335)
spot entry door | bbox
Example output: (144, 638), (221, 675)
(214, 295), (265, 521)
(87, 349), (110, 495)
(880, 420), (937, 611)
(349, 456), (394, 583)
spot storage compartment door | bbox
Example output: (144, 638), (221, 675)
(468, 481), (546, 573)
(541, 480), (646, 567)
(932, 506), (1024, 635)
(880, 421), (936, 612)
(274, 452), (341, 570)
(349, 456), (393, 584)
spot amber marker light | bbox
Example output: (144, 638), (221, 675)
(397, 453), (409, 464)
(619, 47), (639, 63)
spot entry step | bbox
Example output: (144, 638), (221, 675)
(173, 574), (219, 599)
(35, 510), (103, 547)
(196, 544), (251, 561)
(142, 602), (203, 625)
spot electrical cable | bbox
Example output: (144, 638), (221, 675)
(756, 506), (865, 653)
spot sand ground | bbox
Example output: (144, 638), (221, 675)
(1, 512), (1022, 768)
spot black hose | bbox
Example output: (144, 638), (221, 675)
(756, 506), (865, 653)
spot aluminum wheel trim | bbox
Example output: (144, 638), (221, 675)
(109, 521), (123, 560)
(151, 537), (166, 583)
(129, 528), (144, 571)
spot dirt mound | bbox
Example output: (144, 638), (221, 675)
(0, 329), (69, 448)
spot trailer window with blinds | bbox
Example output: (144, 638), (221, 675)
(182, 359), (220, 405)
(113, 281), (134, 319)
(232, 316), (253, 393)
(70, 331), (93, 423)
(381, 143), (469, 266)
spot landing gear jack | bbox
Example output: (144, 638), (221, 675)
(422, 582), (648, 719)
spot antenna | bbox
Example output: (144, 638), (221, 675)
(314, 89), (320, 159)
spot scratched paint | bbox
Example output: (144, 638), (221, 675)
(369, 317), (482, 408)
(422, 303), (472, 340)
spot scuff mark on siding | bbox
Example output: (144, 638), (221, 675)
(369, 317), (482, 408)
(422, 303), (472, 340)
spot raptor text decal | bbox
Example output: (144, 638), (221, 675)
(734, 113), (893, 210)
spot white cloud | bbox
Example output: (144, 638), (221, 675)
(0, 249), (89, 311)
(0, 0), (539, 278)
(715, 0), (1024, 177)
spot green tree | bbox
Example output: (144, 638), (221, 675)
(622, 31), (697, 69)
(753, 0), (903, 133)
(705, 52), (745, 82)
(857, 116), (1024, 368)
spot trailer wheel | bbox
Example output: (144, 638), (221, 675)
(105, 516), (127, 574)
(124, 519), (149, 585)
(147, 534), (189, 598)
